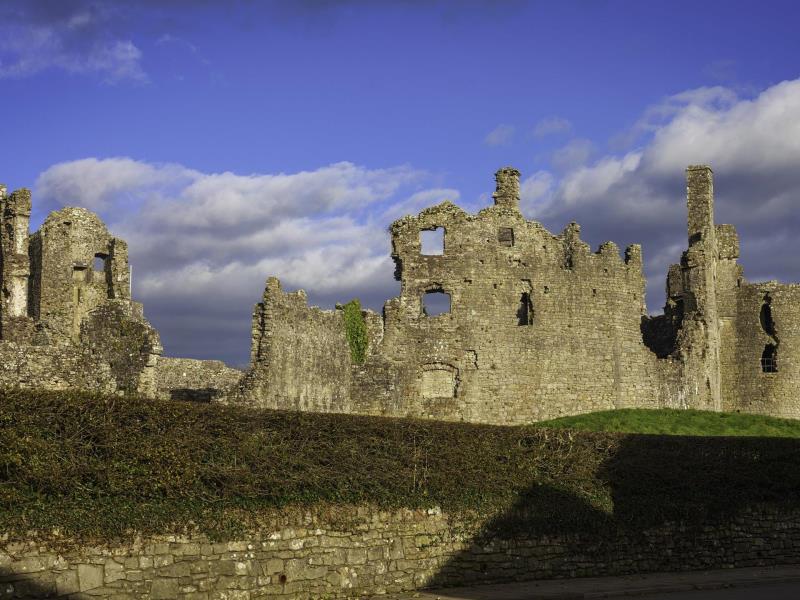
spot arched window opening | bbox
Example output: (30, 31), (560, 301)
(420, 227), (444, 255)
(761, 344), (778, 373)
(422, 290), (451, 316)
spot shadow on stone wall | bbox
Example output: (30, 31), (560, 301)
(427, 434), (800, 592)
(169, 387), (221, 402)
(0, 570), (57, 598)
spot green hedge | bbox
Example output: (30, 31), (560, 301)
(2, 389), (800, 543)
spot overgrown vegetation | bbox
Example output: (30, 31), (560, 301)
(342, 298), (367, 364)
(535, 408), (800, 438)
(2, 389), (800, 544)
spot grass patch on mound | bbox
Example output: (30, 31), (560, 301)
(2, 389), (800, 543)
(535, 408), (800, 437)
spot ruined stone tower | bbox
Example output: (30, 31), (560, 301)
(0, 186), (162, 395)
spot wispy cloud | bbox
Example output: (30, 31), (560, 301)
(484, 124), (515, 146)
(551, 138), (594, 171)
(0, 1), (146, 83)
(532, 116), (572, 138)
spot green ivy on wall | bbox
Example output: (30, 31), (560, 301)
(342, 299), (367, 364)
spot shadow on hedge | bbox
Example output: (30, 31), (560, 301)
(427, 433), (800, 592)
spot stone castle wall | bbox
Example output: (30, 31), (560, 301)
(156, 357), (243, 402)
(233, 165), (800, 424)
(3, 504), (800, 599)
(3, 165), (800, 423)
(234, 277), (353, 412)
(720, 283), (800, 418)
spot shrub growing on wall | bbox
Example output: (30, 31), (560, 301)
(343, 299), (367, 364)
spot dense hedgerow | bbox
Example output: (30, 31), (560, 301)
(2, 389), (800, 543)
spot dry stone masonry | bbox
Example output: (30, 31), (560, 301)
(232, 166), (800, 423)
(3, 165), (799, 421)
(2, 504), (800, 599)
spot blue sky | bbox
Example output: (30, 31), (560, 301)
(2, 0), (800, 366)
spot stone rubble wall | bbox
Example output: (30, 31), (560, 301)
(233, 196), (684, 424)
(0, 189), (163, 398)
(233, 277), (353, 412)
(3, 505), (800, 599)
(720, 282), (800, 418)
(233, 165), (800, 425)
(156, 357), (243, 402)
(0, 342), (117, 393)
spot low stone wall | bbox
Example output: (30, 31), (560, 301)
(3, 504), (800, 599)
(156, 357), (243, 402)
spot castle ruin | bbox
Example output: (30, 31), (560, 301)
(232, 165), (800, 423)
(1, 166), (798, 423)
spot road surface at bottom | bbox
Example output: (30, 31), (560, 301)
(383, 565), (800, 599)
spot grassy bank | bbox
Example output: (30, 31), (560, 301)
(2, 389), (800, 543)
(535, 408), (800, 437)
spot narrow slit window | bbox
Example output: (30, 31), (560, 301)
(761, 344), (778, 373)
(517, 292), (533, 326)
(422, 290), (451, 316)
(420, 227), (444, 255)
(498, 227), (514, 247)
(760, 299), (775, 336)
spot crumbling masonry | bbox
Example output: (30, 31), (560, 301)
(0, 187), (163, 395)
(0, 184), (243, 400)
(2, 166), (799, 422)
(231, 165), (800, 423)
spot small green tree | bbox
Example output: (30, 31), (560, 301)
(342, 299), (368, 364)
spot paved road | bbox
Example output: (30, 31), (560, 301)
(386, 565), (800, 599)
(633, 581), (800, 599)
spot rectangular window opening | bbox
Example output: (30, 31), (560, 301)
(93, 253), (108, 273)
(420, 227), (444, 255)
(422, 290), (451, 316)
(498, 227), (514, 247)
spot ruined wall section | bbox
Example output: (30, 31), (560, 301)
(0, 342), (118, 393)
(233, 277), (353, 412)
(351, 168), (679, 424)
(156, 357), (243, 402)
(0, 188), (163, 397)
(0, 187), (36, 341)
(80, 301), (163, 397)
(32, 207), (130, 344)
(719, 282), (800, 418)
(657, 166), (800, 419)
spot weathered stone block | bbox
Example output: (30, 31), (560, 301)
(77, 563), (104, 591)
(150, 577), (180, 599)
